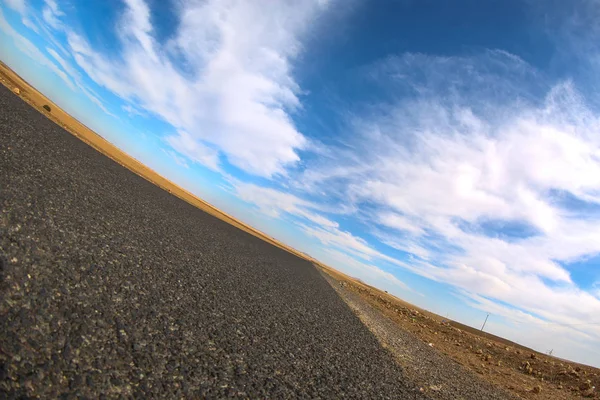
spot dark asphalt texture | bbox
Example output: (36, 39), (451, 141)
(0, 85), (426, 398)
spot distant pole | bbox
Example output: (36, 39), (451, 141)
(481, 313), (490, 331)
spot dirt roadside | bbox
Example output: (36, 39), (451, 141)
(319, 265), (599, 399)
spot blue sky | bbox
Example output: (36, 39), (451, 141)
(2, 0), (600, 367)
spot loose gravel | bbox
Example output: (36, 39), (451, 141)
(0, 85), (428, 398)
(322, 272), (518, 400)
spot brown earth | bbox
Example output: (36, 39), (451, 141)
(319, 265), (600, 399)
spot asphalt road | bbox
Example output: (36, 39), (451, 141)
(0, 85), (426, 398)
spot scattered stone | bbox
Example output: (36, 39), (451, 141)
(476, 349), (483, 355)
(429, 384), (442, 392)
(13, 87), (20, 95)
(581, 380), (593, 391)
(569, 369), (580, 378)
(530, 353), (536, 359)
(582, 387), (596, 398)
(42, 104), (51, 112)
(531, 385), (541, 394)
(521, 361), (533, 375)
(484, 354), (491, 362)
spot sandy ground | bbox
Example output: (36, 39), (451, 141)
(319, 265), (599, 399)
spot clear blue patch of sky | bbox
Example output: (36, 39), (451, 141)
(65, 0), (126, 58)
(146, 0), (179, 43)
(456, 218), (541, 241)
(548, 189), (600, 216)
(561, 254), (600, 290)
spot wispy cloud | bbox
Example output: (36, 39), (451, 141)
(41, 0), (63, 30)
(57, 0), (330, 177)
(295, 50), (600, 350)
(0, 8), (76, 91)
(4, 0), (25, 15)
(165, 130), (220, 172)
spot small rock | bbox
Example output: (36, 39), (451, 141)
(428, 343), (434, 347)
(13, 87), (20, 95)
(581, 380), (593, 391)
(476, 349), (483, 355)
(582, 387), (596, 398)
(569, 369), (580, 378)
(484, 354), (491, 361)
(429, 385), (442, 392)
(522, 361), (533, 374)
(530, 353), (537, 359)
(532, 385), (541, 394)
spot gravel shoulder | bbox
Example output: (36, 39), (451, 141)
(319, 267), (599, 399)
(320, 270), (518, 400)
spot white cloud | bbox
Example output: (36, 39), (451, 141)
(320, 247), (411, 294)
(60, 0), (327, 177)
(0, 8), (76, 91)
(165, 130), (220, 171)
(41, 0), (64, 30)
(376, 212), (425, 236)
(231, 181), (340, 229)
(21, 17), (39, 33)
(122, 103), (146, 118)
(45, 46), (115, 117)
(45, 47), (77, 78)
(161, 148), (190, 169)
(294, 50), (600, 358)
(4, 0), (26, 14)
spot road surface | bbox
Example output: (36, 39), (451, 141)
(0, 85), (425, 398)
